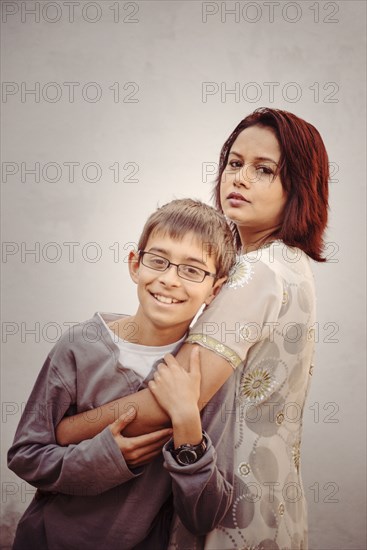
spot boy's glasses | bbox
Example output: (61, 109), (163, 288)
(139, 251), (216, 283)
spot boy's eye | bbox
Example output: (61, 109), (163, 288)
(151, 258), (166, 267)
(184, 266), (201, 275)
(145, 256), (168, 269)
(179, 265), (204, 279)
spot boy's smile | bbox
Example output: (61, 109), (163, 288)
(151, 293), (183, 305)
(126, 231), (225, 346)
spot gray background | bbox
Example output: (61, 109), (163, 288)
(1, 1), (366, 548)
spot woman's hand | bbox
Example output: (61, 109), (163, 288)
(109, 407), (172, 468)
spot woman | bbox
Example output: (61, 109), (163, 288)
(56, 107), (330, 549)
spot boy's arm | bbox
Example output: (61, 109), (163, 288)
(149, 346), (234, 534)
(8, 353), (169, 496)
(148, 347), (203, 448)
(56, 343), (233, 445)
(162, 436), (233, 535)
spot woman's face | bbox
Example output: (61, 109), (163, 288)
(220, 124), (287, 247)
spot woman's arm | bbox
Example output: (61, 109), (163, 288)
(56, 344), (233, 445)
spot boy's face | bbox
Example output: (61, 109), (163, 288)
(129, 231), (225, 345)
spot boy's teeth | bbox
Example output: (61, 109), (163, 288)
(154, 294), (179, 304)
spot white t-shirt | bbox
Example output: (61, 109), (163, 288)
(98, 313), (185, 380)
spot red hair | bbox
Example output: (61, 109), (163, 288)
(214, 108), (330, 262)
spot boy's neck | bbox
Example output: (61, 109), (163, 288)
(108, 315), (188, 347)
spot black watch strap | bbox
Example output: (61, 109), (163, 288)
(171, 434), (207, 466)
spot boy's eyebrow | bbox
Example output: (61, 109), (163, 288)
(147, 247), (211, 268)
(229, 151), (278, 165)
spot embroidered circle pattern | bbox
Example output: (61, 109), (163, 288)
(292, 441), (301, 474)
(240, 366), (274, 403)
(238, 462), (251, 477)
(227, 256), (254, 289)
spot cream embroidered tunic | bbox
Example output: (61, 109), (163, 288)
(169, 241), (315, 550)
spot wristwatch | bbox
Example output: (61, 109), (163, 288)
(171, 435), (207, 466)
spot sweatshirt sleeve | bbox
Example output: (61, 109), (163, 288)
(160, 374), (237, 536)
(162, 432), (233, 535)
(7, 348), (141, 496)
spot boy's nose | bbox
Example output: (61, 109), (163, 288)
(157, 265), (181, 285)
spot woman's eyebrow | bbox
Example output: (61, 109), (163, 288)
(229, 151), (278, 165)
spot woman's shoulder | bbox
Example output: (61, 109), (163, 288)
(239, 241), (314, 284)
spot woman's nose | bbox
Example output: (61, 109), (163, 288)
(233, 167), (251, 188)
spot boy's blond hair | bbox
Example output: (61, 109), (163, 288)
(138, 199), (236, 280)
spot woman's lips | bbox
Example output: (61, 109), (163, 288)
(227, 192), (250, 206)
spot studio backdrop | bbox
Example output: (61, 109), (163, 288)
(1, 1), (366, 549)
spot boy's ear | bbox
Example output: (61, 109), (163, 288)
(204, 276), (227, 306)
(128, 250), (140, 283)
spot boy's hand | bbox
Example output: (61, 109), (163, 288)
(109, 407), (172, 467)
(148, 347), (201, 423)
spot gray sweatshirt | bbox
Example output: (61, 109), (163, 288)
(8, 313), (235, 549)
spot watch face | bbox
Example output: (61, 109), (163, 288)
(177, 449), (197, 465)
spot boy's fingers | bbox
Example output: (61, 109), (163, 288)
(162, 353), (179, 368)
(127, 447), (166, 467)
(119, 429), (172, 460)
(148, 380), (156, 392)
(126, 434), (173, 465)
(114, 420), (172, 444)
(111, 407), (136, 434)
(135, 428), (172, 445)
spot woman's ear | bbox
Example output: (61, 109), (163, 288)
(128, 250), (140, 284)
(204, 276), (227, 306)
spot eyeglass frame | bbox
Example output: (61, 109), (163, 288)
(138, 250), (217, 283)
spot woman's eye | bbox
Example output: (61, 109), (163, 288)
(228, 160), (242, 169)
(257, 165), (274, 175)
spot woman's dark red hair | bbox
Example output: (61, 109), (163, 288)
(214, 108), (329, 262)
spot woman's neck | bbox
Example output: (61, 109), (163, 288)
(239, 229), (277, 253)
(237, 225), (279, 254)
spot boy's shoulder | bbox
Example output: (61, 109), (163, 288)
(49, 312), (126, 361)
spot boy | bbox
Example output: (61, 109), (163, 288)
(8, 199), (236, 549)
